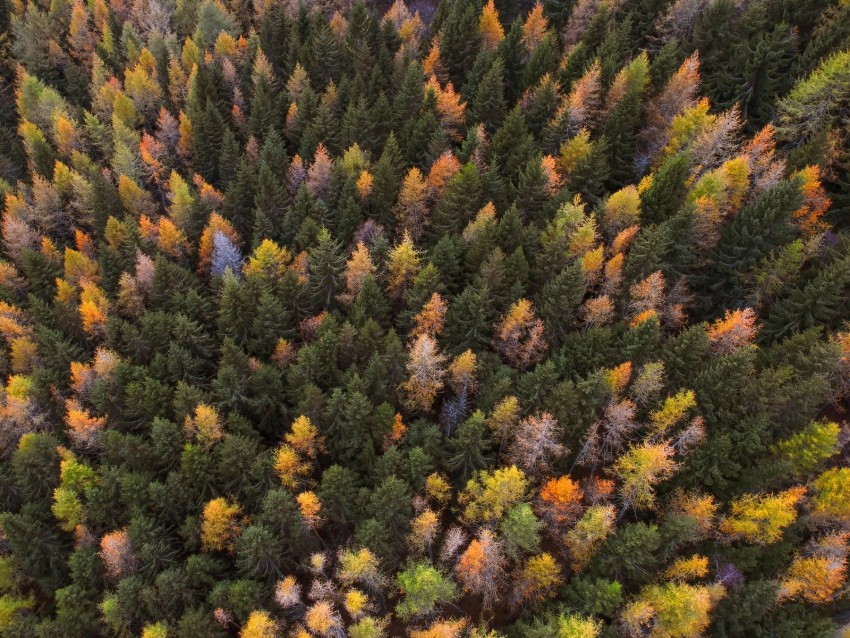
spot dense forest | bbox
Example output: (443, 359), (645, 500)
(1, 0), (850, 636)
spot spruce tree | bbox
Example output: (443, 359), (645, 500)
(306, 228), (346, 311)
(470, 56), (508, 134)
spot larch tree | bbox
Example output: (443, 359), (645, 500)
(493, 298), (547, 370)
(507, 412), (566, 475)
(401, 333), (447, 413)
(201, 497), (244, 552)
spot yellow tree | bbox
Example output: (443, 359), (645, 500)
(650, 390), (697, 436)
(514, 552), (563, 606)
(183, 403), (224, 448)
(337, 547), (385, 591)
(409, 508), (440, 553)
(286, 415), (324, 459)
(479, 0), (504, 50)
(460, 465), (528, 524)
(338, 242), (374, 305)
(779, 533), (848, 604)
(304, 600), (341, 635)
(447, 350), (478, 396)
(396, 168), (430, 241)
(386, 231), (421, 299)
(811, 468), (850, 524)
(486, 395), (521, 440)
(718, 487), (806, 544)
(297, 491), (322, 530)
(201, 498), (243, 552)
(602, 186), (641, 236)
(274, 444), (311, 489)
(410, 619), (469, 638)
(613, 442), (678, 511)
(664, 555), (709, 582)
(240, 610), (278, 638)
(620, 582), (726, 638)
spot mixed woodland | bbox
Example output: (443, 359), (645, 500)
(1, 0), (850, 636)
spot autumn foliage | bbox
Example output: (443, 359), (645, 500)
(2, 1), (849, 636)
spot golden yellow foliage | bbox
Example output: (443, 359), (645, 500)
(240, 610), (277, 638)
(201, 498), (243, 552)
(719, 487), (806, 545)
(460, 466), (528, 524)
(479, 0), (504, 49)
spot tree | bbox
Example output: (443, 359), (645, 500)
(396, 562), (458, 619)
(240, 611), (278, 638)
(493, 299), (547, 370)
(761, 254), (850, 342)
(412, 293), (448, 339)
(286, 415), (324, 459)
(707, 308), (759, 354)
(523, 3), (549, 52)
(99, 530), (138, 579)
(537, 475), (584, 529)
(621, 581), (726, 638)
(500, 503), (543, 559)
(440, 0), (482, 86)
(184, 403), (224, 448)
(810, 468), (850, 524)
(489, 106), (535, 185)
(395, 167), (429, 241)
(614, 442), (678, 511)
(460, 466), (529, 524)
(401, 334), (447, 413)
(565, 504), (617, 571)
(65, 399), (106, 449)
(777, 420), (840, 476)
(515, 552), (563, 606)
(718, 487), (806, 545)
(776, 49), (850, 146)
(201, 498), (244, 552)
(338, 242), (375, 305)
(307, 229), (346, 310)
(455, 529), (505, 608)
(779, 534), (848, 605)
(387, 231), (421, 300)
(470, 56), (507, 133)
(507, 412), (566, 475)
(479, 1), (504, 50)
